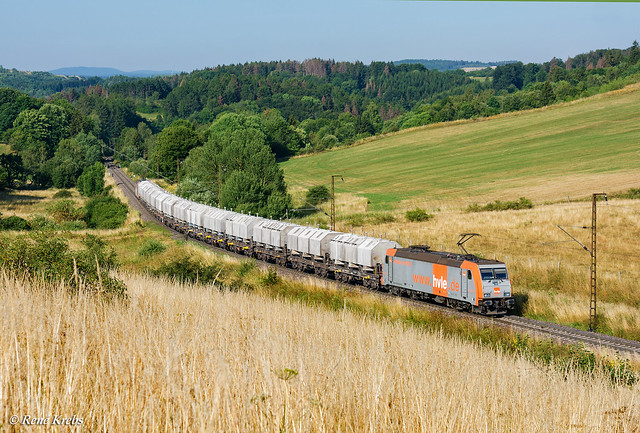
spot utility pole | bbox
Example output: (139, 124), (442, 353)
(177, 159), (182, 184)
(550, 192), (607, 332)
(589, 192), (607, 332)
(330, 175), (343, 231)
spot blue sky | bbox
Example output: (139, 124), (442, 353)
(1, 0), (639, 72)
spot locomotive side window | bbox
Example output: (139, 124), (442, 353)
(468, 270), (473, 280)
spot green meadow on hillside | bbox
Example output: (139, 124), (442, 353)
(281, 84), (640, 210)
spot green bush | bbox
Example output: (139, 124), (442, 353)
(305, 185), (330, 206)
(46, 200), (85, 223)
(0, 233), (126, 299)
(53, 189), (73, 198)
(405, 208), (434, 222)
(60, 220), (88, 231)
(138, 239), (167, 257)
(84, 195), (128, 229)
(611, 187), (640, 199)
(467, 197), (534, 213)
(342, 212), (396, 226)
(237, 260), (256, 277)
(0, 215), (31, 231)
(260, 267), (280, 286)
(152, 255), (222, 285)
(77, 162), (105, 197)
(29, 215), (60, 231)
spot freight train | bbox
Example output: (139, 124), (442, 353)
(136, 180), (515, 315)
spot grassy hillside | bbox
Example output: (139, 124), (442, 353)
(282, 83), (640, 211)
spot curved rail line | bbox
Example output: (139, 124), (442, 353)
(108, 165), (640, 359)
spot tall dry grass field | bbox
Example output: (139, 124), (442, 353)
(2, 272), (639, 432)
(319, 197), (640, 338)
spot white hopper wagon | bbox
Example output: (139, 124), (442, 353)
(173, 199), (193, 224)
(308, 228), (340, 258)
(204, 209), (235, 235)
(161, 195), (181, 219)
(254, 220), (297, 250)
(226, 214), (265, 242)
(186, 203), (209, 228)
(331, 234), (399, 269)
(357, 237), (400, 269)
(286, 226), (309, 253)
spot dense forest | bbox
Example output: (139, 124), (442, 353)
(1, 43), (639, 218)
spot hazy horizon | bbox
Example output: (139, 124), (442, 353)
(1, 0), (638, 73)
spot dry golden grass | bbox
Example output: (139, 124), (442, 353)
(322, 197), (640, 337)
(0, 188), (86, 220)
(1, 272), (639, 432)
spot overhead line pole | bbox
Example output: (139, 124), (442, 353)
(589, 192), (607, 332)
(552, 191), (606, 332)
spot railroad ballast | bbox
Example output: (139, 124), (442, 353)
(137, 180), (515, 315)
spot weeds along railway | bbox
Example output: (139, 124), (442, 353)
(109, 166), (640, 357)
(134, 176), (515, 316)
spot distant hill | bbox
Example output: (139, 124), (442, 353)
(0, 66), (103, 98)
(0, 65), (180, 98)
(49, 67), (180, 78)
(394, 59), (517, 72)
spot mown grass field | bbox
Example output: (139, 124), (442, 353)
(282, 83), (640, 210)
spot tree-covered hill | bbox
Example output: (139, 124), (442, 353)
(2, 42), (640, 219)
(100, 43), (640, 153)
(0, 66), (102, 98)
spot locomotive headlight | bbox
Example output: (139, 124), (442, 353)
(504, 292), (510, 297)
(484, 292), (491, 298)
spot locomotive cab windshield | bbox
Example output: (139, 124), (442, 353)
(480, 267), (509, 281)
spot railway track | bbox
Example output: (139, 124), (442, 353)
(109, 165), (640, 359)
